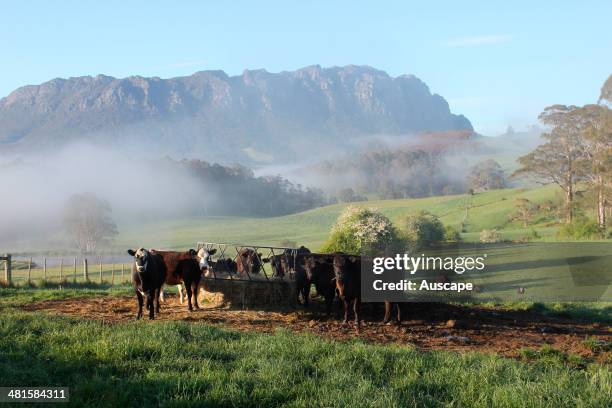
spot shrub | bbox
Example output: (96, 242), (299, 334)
(398, 211), (445, 250)
(443, 225), (462, 242)
(557, 217), (603, 240)
(321, 206), (400, 255)
(480, 229), (503, 243)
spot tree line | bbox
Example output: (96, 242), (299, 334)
(513, 75), (612, 231)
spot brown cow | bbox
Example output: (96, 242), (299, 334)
(154, 249), (203, 311)
(235, 249), (263, 277)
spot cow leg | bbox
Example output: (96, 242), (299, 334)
(342, 299), (349, 324)
(147, 292), (155, 320)
(177, 284), (184, 304)
(192, 280), (200, 310)
(396, 303), (402, 324)
(155, 288), (161, 314)
(302, 283), (310, 307)
(383, 301), (392, 324)
(353, 298), (361, 326)
(136, 290), (144, 320)
(323, 286), (335, 317)
(325, 292), (334, 317)
(159, 287), (165, 303)
(184, 281), (194, 312)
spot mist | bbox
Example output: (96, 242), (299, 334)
(256, 130), (534, 197)
(0, 142), (206, 250)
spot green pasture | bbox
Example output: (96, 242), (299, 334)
(0, 289), (610, 407)
(113, 185), (565, 252)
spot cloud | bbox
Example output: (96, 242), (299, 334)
(443, 35), (514, 47)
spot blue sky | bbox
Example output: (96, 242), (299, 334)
(1, 0), (610, 135)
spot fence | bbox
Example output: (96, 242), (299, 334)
(195, 242), (302, 282)
(2, 254), (11, 284)
(2, 243), (306, 286)
(1, 254), (132, 286)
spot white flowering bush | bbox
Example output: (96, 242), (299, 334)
(321, 206), (400, 255)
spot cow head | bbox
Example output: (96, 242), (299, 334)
(262, 254), (289, 278)
(303, 255), (317, 281)
(237, 249), (263, 275)
(196, 248), (217, 270)
(127, 248), (151, 273)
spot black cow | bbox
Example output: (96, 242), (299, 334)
(263, 251), (292, 279)
(263, 246), (311, 304)
(213, 258), (238, 275)
(333, 254), (361, 325)
(127, 248), (166, 320)
(303, 255), (336, 316)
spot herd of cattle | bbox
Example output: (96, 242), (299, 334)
(126, 246), (402, 325)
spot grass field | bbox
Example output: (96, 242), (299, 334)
(0, 288), (610, 407)
(110, 185), (566, 252)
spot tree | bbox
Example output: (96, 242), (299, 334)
(577, 104), (612, 229)
(63, 192), (118, 253)
(398, 211), (445, 251)
(510, 198), (538, 227)
(467, 159), (506, 192)
(321, 206), (399, 255)
(337, 188), (367, 203)
(513, 105), (588, 223)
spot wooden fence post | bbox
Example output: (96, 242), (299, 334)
(73, 258), (77, 283)
(3, 254), (11, 285)
(83, 259), (89, 281)
(121, 263), (125, 282)
(43, 258), (47, 281)
(28, 257), (32, 284)
(60, 258), (63, 282)
(99, 259), (103, 283)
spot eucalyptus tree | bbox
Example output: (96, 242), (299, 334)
(513, 105), (588, 223)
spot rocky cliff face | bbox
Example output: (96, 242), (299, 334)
(0, 65), (471, 162)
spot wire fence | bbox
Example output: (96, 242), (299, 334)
(2, 254), (133, 286)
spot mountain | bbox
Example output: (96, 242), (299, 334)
(0, 65), (472, 163)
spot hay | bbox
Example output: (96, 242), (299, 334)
(200, 277), (296, 309)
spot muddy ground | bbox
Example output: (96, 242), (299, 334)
(24, 294), (610, 362)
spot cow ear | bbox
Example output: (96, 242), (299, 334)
(209, 249), (217, 255)
(188, 249), (197, 256)
(127, 249), (136, 256)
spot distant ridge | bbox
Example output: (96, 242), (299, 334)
(0, 65), (472, 162)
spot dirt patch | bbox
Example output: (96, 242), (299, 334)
(23, 294), (611, 361)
